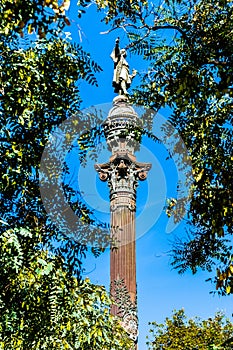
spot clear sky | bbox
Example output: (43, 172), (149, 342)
(63, 2), (232, 349)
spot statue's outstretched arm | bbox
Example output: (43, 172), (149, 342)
(110, 37), (120, 63)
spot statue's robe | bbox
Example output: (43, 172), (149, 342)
(110, 46), (131, 93)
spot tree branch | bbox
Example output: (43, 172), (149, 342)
(100, 21), (191, 49)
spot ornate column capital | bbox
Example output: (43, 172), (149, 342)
(95, 154), (151, 211)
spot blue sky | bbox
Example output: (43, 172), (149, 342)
(64, 2), (232, 349)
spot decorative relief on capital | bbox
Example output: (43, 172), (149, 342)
(95, 155), (151, 211)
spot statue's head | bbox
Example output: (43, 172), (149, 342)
(120, 49), (127, 57)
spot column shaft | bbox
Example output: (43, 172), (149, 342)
(110, 206), (136, 315)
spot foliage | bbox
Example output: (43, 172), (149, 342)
(118, 0), (233, 294)
(0, 32), (103, 275)
(0, 228), (133, 349)
(0, 0), (71, 38)
(77, 0), (148, 25)
(146, 309), (233, 350)
(0, 1), (132, 348)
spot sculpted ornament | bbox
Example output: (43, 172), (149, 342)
(122, 313), (139, 342)
(95, 158), (151, 211)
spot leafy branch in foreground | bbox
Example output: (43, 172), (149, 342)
(147, 309), (233, 350)
(0, 228), (133, 350)
(0, 0), (71, 38)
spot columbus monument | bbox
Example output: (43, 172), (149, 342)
(95, 38), (151, 347)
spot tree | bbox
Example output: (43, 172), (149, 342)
(104, 0), (233, 294)
(146, 309), (233, 350)
(0, 227), (133, 349)
(0, 1), (134, 348)
(0, 33), (103, 275)
(0, 0), (71, 38)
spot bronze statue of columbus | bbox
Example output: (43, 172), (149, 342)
(110, 38), (137, 96)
